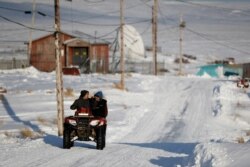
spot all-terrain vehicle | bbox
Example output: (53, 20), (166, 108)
(237, 78), (249, 88)
(63, 111), (107, 150)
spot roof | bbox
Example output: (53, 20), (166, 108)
(63, 38), (90, 47)
(31, 31), (75, 43)
(30, 30), (110, 45)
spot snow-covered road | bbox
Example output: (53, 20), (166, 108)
(0, 69), (250, 167)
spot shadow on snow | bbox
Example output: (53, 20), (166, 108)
(1, 95), (41, 132)
(1, 95), (95, 149)
(1, 95), (58, 146)
(43, 134), (95, 149)
(121, 142), (198, 167)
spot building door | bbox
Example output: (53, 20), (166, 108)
(73, 47), (90, 73)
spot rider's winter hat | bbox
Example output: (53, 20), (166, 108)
(80, 90), (89, 98)
(94, 91), (103, 99)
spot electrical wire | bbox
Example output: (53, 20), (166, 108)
(157, 0), (250, 55)
(96, 27), (119, 39)
(58, 16), (150, 27)
(0, 14), (53, 32)
(0, 30), (29, 38)
(0, 6), (24, 13)
(175, 0), (250, 16)
(140, 21), (152, 35)
(186, 27), (250, 55)
(0, 3), (151, 27)
(139, 0), (152, 9)
(157, 1), (181, 33)
(60, 0), (151, 24)
(158, 1), (177, 24)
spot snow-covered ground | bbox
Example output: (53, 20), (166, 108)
(1, 0), (250, 166)
(0, 67), (250, 167)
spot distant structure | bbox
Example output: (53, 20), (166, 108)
(197, 64), (246, 78)
(28, 32), (109, 73)
(242, 63), (250, 78)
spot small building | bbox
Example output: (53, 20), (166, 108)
(29, 32), (109, 73)
(197, 64), (243, 78)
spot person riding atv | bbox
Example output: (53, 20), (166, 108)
(63, 90), (108, 150)
(70, 90), (91, 116)
(90, 91), (108, 145)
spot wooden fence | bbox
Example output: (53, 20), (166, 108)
(0, 58), (29, 70)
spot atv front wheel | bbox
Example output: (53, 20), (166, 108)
(96, 126), (105, 150)
(63, 128), (72, 149)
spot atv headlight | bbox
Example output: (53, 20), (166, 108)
(99, 121), (104, 126)
(68, 119), (77, 125)
(90, 120), (99, 126)
(78, 113), (89, 116)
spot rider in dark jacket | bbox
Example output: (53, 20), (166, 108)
(91, 91), (108, 118)
(91, 91), (108, 145)
(70, 90), (91, 116)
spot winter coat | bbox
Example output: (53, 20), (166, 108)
(91, 98), (108, 118)
(70, 98), (91, 115)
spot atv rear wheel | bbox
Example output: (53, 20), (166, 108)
(63, 128), (72, 149)
(70, 141), (74, 147)
(96, 126), (105, 150)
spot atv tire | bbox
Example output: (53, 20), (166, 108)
(70, 141), (74, 147)
(63, 128), (71, 149)
(96, 126), (105, 150)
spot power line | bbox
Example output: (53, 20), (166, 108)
(0, 13), (121, 43)
(139, 0), (152, 9)
(158, 1), (177, 24)
(80, 0), (150, 21)
(0, 30), (29, 38)
(58, 15), (150, 27)
(157, 0), (250, 55)
(175, 0), (250, 16)
(156, 1), (181, 33)
(140, 21), (152, 35)
(0, 14), (53, 32)
(186, 27), (250, 55)
(0, 3), (151, 27)
(96, 27), (119, 39)
(0, 6), (25, 13)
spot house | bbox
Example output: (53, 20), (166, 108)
(29, 32), (109, 73)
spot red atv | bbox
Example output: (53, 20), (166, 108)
(237, 78), (249, 88)
(63, 110), (107, 150)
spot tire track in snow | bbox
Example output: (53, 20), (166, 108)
(161, 78), (215, 142)
(117, 77), (218, 166)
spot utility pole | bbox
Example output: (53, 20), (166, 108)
(120, 0), (125, 90)
(54, 0), (64, 136)
(28, 0), (36, 65)
(179, 14), (185, 75)
(152, 0), (158, 75)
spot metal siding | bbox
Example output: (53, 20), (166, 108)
(30, 33), (74, 72)
(91, 44), (109, 73)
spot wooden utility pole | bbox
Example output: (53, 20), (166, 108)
(28, 0), (36, 65)
(120, 0), (125, 90)
(179, 14), (185, 75)
(152, 0), (158, 75)
(54, 0), (64, 136)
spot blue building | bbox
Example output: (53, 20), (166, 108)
(197, 64), (243, 78)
